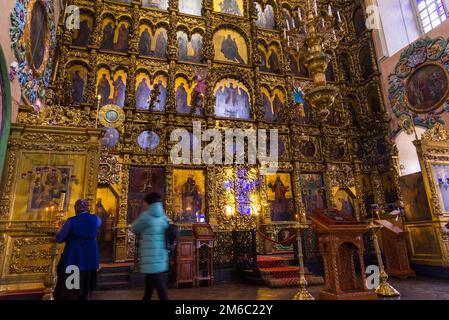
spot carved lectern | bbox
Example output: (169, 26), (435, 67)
(376, 220), (415, 279)
(311, 209), (377, 300)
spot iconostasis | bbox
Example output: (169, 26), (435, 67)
(8, 0), (398, 265)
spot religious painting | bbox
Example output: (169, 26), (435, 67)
(259, 45), (281, 73)
(261, 87), (284, 122)
(175, 77), (203, 115)
(213, 29), (248, 65)
(214, 79), (251, 119)
(28, 0), (49, 71)
(359, 174), (374, 213)
(137, 130), (161, 150)
(68, 65), (87, 105)
(431, 164), (449, 213)
(334, 188), (355, 218)
(298, 140), (317, 160)
(406, 64), (448, 112)
(173, 169), (206, 223)
(72, 14), (93, 47)
(28, 166), (71, 212)
(140, 27), (167, 58)
(128, 167), (166, 223)
(100, 19), (115, 50)
(381, 171), (399, 204)
(367, 89), (381, 113)
(179, 0), (202, 16)
(299, 173), (326, 217)
(330, 143), (346, 161)
(142, 0), (169, 10)
(326, 62), (335, 82)
(359, 46), (373, 80)
(408, 226), (440, 256)
(177, 31), (203, 63)
(255, 3), (276, 29)
(266, 173), (295, 221)
(353, 6), (367, 38)
(114, 21), (130, 52)
(101, 127), (120, 149)
(96, 68), (127, 107)
(135, 73), (167, 111)
(282, 8), (300, 31)
(399, 173), (431, 222)
(138, 26), (168, 58)
(295, 100), (313, 125)
(214, 0), (244, 16)
(290, 53), (309, 77)
(96, 187), (118, 262)
(339, 53), (352, 82)
(138, 25), (152, 56)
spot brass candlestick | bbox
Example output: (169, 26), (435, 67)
(369, 220), (400, 297)
(28, 192), (66, 300)
(293, 211), (314, 300)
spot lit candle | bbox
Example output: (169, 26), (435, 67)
(298, 8), (302, 21)
(328, 4), (333, 16)
(313, 0), (318, 16)
(337, 10), (341, 22)
(50, 205), (55, 222)
(292, 18), (296, 29)
(286, 19), (290, 31)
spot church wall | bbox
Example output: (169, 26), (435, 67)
(0, 0), (22, 125)
(0, 0), (63, 125)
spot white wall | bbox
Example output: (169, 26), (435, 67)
(377, 0), (422, 57)
(395, 127), (426, 176)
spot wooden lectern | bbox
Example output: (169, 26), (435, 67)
(311, 209), (377, 300)
(193, 224), (215, 287)
(376, 220), (415, 279)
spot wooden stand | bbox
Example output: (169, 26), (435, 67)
(376, 220), (415, 279)
(175, 230), (195, 288)
(311, 209), (377, 300)
(193, 224), (215, 287)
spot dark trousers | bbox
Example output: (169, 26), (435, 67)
(143, 273), (169, 301)
(54, 269), (97, 300)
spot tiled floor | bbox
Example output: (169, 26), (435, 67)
(92, 276), (449, 300)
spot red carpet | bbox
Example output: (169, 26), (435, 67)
(257, 255), (324, 287)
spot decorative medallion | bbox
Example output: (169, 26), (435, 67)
(101, 128), (120, 148)
(137, 131), (160, 150)
(98, 154), (121, 185)
(10, 0), (56, 107)
(98, 104), (125, 128)
(388, 37), (449, 135)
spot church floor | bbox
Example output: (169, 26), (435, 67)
(91, 276), (449, 300)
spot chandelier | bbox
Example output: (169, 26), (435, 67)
(284, 0), (347, 119)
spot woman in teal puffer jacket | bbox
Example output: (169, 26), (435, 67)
(132, 192), (169, 300)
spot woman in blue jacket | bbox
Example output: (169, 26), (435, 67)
(132, 192), (169, 300)
(54, 199), (101, 300)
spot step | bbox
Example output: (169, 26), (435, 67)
(257, 256), (293, 268)
(97, 272), (130, 283)
(96, 281), (130, 291)
(98, 266), (131, 274)
(259, 266), (302, 279)
(266, 275), (324, 288)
